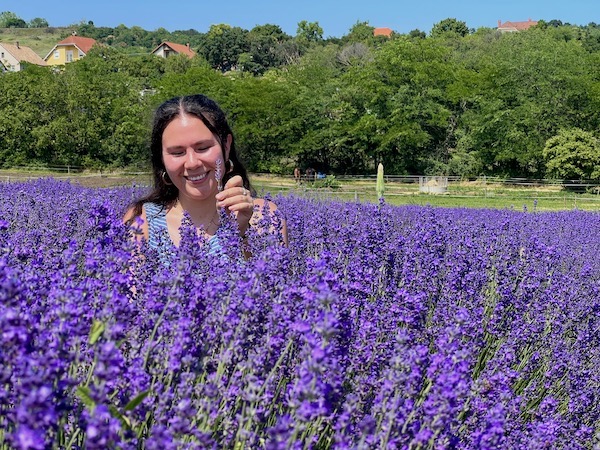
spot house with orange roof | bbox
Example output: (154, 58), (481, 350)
(151, 41), (196, 59)
(373, 27), (393, 38)
(44, 35), (97, 66)
(0, 42), (46, 71)
(497, 19), (538, 32)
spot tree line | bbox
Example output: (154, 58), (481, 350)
(2, 16), (600, 178)
(0, 11), (48, 28)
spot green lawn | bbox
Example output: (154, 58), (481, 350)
(251, 176), (600, 211)
(3, 169), (600, 211)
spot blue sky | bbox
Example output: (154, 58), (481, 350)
(2, 0), (599, 38)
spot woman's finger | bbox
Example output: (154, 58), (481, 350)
(222, 175), (243, 191)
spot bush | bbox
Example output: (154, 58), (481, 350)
(311, 174), (341, 189)
(543, 128), (600, 180)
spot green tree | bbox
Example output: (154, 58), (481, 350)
(117, 25), (153, 49)
(337, 42), (372, 67)
(452, 28), (600, 177)
(243, 24), (290, 74)
(163, 53), (195, 74)
(24, 49), (151, 168)
(152, 27), (173, 46)
(336, 36), (458, 174)
(341, 21), (375, 44)
(408, 29), (426, 40)
(296, 21), (324, 45)
(170, 29), (204, 51)
(279, 45), (347, 173)
(227, 75), (300, 173)
(28, 17), (49, 28)
(543, 128), (600, 180)
(0, 10), (26, 28)
(430, 18), (469, 37)
(273, 39), (303, 65)
(197, 24), (249, 72)
(74, 22), (114, 42)
(153, 65), (231, 105)
(0, 65), (56, 166)
(0, 11), (19, 27)
(581, 26), (600, 52)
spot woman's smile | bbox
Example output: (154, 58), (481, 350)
(185, 172), (209, 184)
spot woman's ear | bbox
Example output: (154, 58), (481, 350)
(225, 134), (232, 161)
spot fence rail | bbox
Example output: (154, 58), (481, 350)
(260, 173), (600, 188)
(4, 167), (600, 182)
(3, 170), (600, 193)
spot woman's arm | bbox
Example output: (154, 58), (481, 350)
(251, 198), (288, 246)
(123, 205), (149, 243)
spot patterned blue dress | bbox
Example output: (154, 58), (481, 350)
(143, 202), (222, 265)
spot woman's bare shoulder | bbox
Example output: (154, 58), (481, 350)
(123, 204), (149, 242)
(123, 205), (138, 223)
(252, 197), (279, 214)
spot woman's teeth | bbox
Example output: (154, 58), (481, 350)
(188, 173), (208, 182)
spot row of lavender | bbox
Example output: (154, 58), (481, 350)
(1, 178), (600, 449)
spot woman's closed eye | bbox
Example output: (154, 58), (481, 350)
(165, 146), (186, 156)
(167, 147), (207, 156)
(165, 140), (216, 156)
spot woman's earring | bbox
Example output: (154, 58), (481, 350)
(227, 159), (234, 173)
(161, 170), (173, 185)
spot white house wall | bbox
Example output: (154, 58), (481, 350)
(0, 44), (21, 71)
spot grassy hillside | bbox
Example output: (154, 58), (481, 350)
(0, 27), (74, 58)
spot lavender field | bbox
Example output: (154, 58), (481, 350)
(1, 178), (600, 449)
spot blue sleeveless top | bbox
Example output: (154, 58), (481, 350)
(143, 202), (222, 265)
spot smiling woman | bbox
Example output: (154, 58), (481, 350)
(123, 94), (288, 261)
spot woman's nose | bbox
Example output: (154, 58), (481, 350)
(184, 149), (200, 168)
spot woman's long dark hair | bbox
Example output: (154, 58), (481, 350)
(127, 94), (252, 221)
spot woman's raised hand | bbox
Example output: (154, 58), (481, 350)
(215, 175), (254, 236)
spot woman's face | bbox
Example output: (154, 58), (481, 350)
(162, 113), (230, 203)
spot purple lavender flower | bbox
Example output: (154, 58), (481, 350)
(3, 179), (600, 448)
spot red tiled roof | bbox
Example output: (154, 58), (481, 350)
(57, 36), (97, 54)
(0, 42), (46, 66)
(373, 27), (393, 37)
(152, 41), (196, 58)
(497, 19), (538, 31)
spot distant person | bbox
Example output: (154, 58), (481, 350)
(294, 166), (301, 183)
(123, 94), (288, 262)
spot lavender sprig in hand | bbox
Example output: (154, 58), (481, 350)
(215, 158), (227, 227)
(215, 158), (223, 192)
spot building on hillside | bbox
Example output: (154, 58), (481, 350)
(44, 35), (97, 66)
(373, 27), (393, 38)
(151, 41), (196, 59)
(497, 19), (538, 32)
(0, 42), (46, 71)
